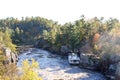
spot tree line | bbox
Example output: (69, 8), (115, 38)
(0, 16), (120, 53)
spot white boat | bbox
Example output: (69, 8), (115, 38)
(68, 53), (80, 65)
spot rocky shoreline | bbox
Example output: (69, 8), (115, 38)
(17, 48), (106, 80)
(17, 45), (120, 80)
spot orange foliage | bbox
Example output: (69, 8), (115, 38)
(0, 49), (3, 54)
(93, 33), (100, 43)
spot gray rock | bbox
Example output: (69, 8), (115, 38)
(109, 64), (117, 72)
(3, 47), (11, 57)
(2, 47), (18, 64)
(80, 53), (89, 64)
(79, 53), (100, 70)
(102, 54), (120, 80)
(115, 62), (120, 80)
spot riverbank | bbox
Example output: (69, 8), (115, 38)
(16, 45), (34, 54)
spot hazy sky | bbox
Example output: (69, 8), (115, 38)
(0, 0), (119, 24)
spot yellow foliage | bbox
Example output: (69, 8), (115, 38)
(0, 56), (42, 80)
(20, 59), (42, 80)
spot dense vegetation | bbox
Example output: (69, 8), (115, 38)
(0, 28), (16, 53)
(0, 16), (119, 51)
(0, 16), (119, 55)
(0, 17), (58, 45)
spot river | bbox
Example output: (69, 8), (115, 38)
(17, 48), (106, 80)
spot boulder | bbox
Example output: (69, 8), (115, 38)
(105, 64), (117, 80)
(102, 54), (120, 80)
(79, 53), (100, 70)
(80, 53), (89, 65)
(115, 62), (120, 80)
(11, 52), (18, 63)
(2, 47), (18, 64)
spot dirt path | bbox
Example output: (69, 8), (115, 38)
(17, 48), (106, 80)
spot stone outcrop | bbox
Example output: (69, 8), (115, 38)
(101, 53), (120, 80)
(78, 53), (120, 80)
(2, 47), (18, 64)
(79, 53), (100, 70)
(115, 62), (120, 80)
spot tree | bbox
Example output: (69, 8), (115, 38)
(20, 59), (42, 80)
(3, 29), (16, 52)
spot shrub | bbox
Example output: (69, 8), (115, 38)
(0, 62), (18, 80)
(19, 59), (42, 80)
(0, 57), (42, 80)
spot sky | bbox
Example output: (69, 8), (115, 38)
(0, 0), (120, 24)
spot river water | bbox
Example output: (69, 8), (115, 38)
(17, 48), (106, 80)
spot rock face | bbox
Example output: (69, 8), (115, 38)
(116, 62), (120, 80)
(79, 53), (120, 80)
(101, 54), (120, 80)
(79, 53), (100, 70)
(3, 47), (18, 64)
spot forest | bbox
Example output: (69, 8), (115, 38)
(0, 16), (120, 80)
